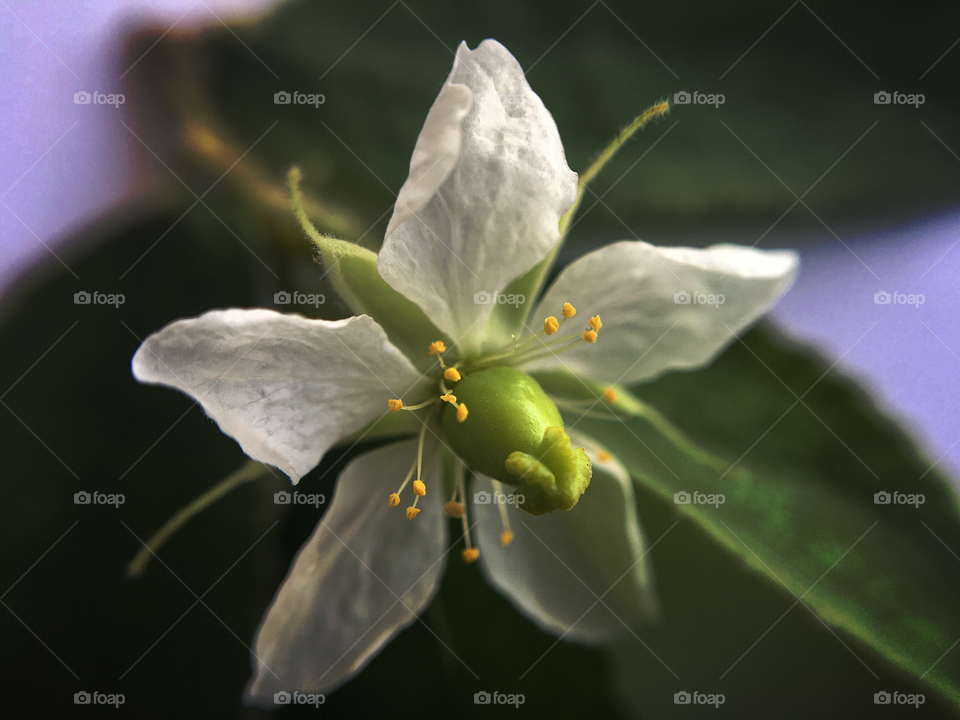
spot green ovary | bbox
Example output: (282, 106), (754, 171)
(441, 366), (591, 515)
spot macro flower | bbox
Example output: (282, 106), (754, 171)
(131, 39), (797, 702)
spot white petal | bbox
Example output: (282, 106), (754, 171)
(529, 242), (798, 384)
(132, 310), (424, 482)
(244, 440), (447, 703)
(473, 432), (656, 644)
(379, 39), (578, 353)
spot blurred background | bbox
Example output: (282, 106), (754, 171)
(2, 0), (959, 717)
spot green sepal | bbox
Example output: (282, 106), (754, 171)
(289, 167), (448, 369)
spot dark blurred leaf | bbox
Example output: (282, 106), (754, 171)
(571, 325), (960, 714)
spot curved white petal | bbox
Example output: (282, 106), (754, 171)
(132, 310), (423, 482)
(473, 432), (656, 644)
(529, 242), (798, 384)
(379, 39), (578, 353)
(244, 440), (447, 704)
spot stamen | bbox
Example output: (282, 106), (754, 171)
(562, 302), (577, 319)
(388, 399), (403, 412)
(457, 403), (469, 422)
(444, 501), (465, 518)
(406, 507), (420, 520)
(413, 480), (426, 496)
(588, 315), (602, 331)
(597, 450), (612, 462)
(544, 316), (560, 335)
(428, 340), (446, 355)
(455, 462), (478, 563)
(440, 393), (457, 404)
(389, 425), (427, 506)
(444, 367), (461, 383)
(582, 330), (598, 343)
(491, 480), (513, 547)
(602, 387), (617, 404)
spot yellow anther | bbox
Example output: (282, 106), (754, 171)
(440, 393), (457, 404)
(588, 315), (602, 331)
(388, 398), (403, 412)
(597, 450), (612, 462)
(544, 316), (560, 335)
(406, 507), (421, 520)
(461, 548), (480, 564)
(602, 387), (617, 404)
(444, 367), (461, 383)
(413, 480), (426, 496)
(444, 501), (465, 518)
(388, 492), (400, 507)
(582, 330), (598, 344)
(428, 340), (446, 355)
(500, 531), (514, 546)
(562, 302), (577, 319)
(457, 403), (469, 422)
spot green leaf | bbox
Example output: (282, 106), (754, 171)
(571, 325), (960, 708)
(288, 167), (448, 368)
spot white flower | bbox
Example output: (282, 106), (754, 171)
(131, 39), (797, 703)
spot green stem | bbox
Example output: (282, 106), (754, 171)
(126, 460), (273, 578)
(558, 100), (670, 237)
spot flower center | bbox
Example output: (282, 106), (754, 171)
(383, 301), (602, 561)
